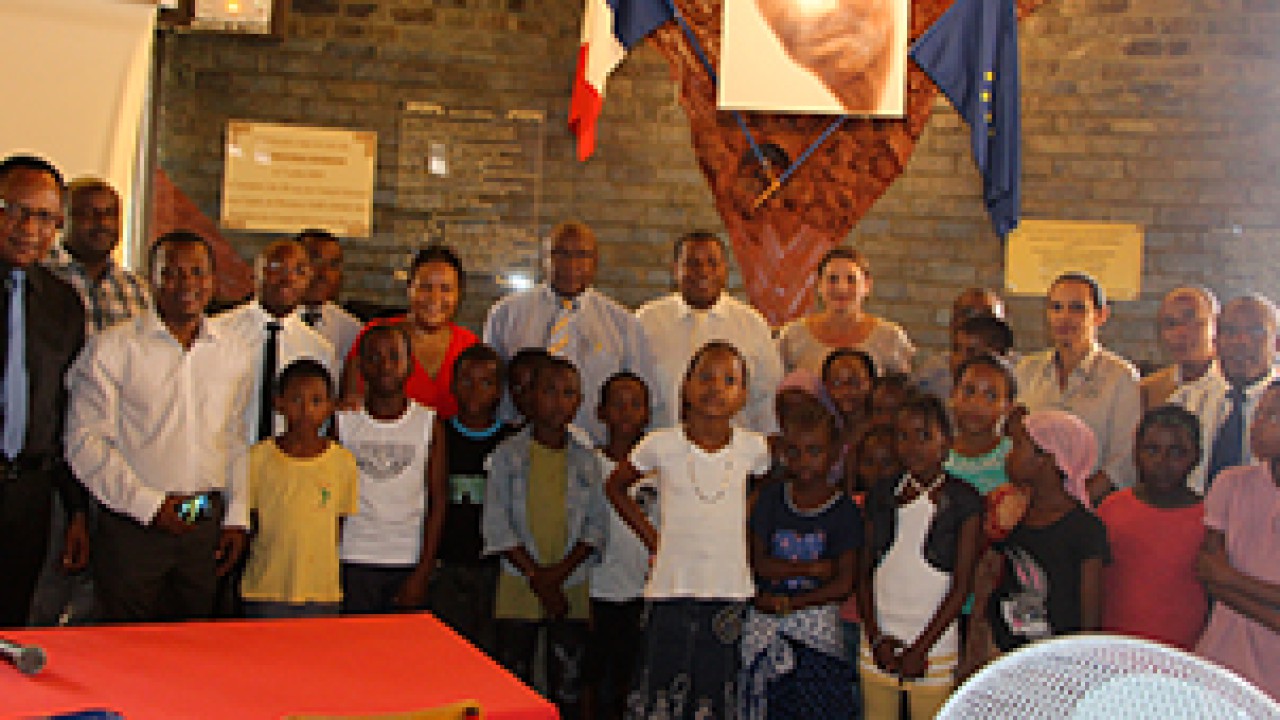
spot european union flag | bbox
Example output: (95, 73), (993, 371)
(911, 0), (1021, 237)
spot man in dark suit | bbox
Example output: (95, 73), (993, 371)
(0, 155), (89, 627)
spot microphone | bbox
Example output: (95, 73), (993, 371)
(0, 637), (46, 675)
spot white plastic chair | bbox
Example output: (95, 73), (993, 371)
(938, 634), (1280, 719)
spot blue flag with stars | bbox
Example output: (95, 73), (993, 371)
(910, 0), (1021, 237)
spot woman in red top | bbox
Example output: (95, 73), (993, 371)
(342, 245), (477, 418)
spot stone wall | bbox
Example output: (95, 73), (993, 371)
(155, 0), (1280, 366)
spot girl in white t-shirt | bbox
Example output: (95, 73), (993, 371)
(607, 341), (771, 720)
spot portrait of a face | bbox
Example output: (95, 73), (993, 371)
(719, 0), (907, 116)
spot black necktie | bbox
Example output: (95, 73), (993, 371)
(1207, 385), (1247, 488)
(258, 321), (281, 441)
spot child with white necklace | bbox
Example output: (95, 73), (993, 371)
(607, 341), (771, 720)
(856, 394), (982, 719)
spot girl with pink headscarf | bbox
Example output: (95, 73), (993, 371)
(963, 409), (1111, 674)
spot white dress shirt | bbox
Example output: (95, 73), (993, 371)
(298, 301), (363, 364)
(216, 300), (336, 442)
(1170, 364), (1278, 494)
(1015, 343), (1142, 488)
(65, 311), (255, 527)
(636, 293), (784, 434)
(483, 283), (656, 444)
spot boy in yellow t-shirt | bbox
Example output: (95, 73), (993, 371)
(242, 358), (358, 618)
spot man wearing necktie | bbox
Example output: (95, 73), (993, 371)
(219, 240), (336, 444)
(297, 229), (362, 363)
(483, 221), (655, 444)
(1172, 294), (1279, 494)
(0, 155), (89, 627)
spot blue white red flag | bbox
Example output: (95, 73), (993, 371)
(569, 0), (674, 161)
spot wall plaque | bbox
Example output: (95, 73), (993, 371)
(396, 102), (544, 291)
(1005, 220), (1143, 301)
(222, 120), (376, 236)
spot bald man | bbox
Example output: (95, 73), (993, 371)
(1142, 286), (1218, 410)
(484, 221), (654, 443)
(914, 287), (1006, 398)
(1171, 294), (1278, 494)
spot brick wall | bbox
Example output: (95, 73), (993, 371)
(155, 0), (1280, 366)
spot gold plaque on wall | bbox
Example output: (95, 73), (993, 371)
(222, 121), (376, 237)
(1005, 220), (1144, 301)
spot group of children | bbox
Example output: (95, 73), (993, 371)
(243, 310), (1280, 718)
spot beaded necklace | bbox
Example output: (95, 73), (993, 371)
(687, 451), (733, 504)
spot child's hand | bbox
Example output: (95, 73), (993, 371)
(804, 559), (836, 580)
(958, 619), (995, 682)
(393, 571), (431, 610)
(897, 643), (929, 680)
(536, 584), (570, 620)
(752, 593), (787, 615)
(527, 567), (570, 619)
(871, 634), (903, 675)
(1196, 545), (1235, 590)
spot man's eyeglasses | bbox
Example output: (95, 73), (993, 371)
(0, 199), (62, 230)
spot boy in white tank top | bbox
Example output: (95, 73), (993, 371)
(336, 324), (448, 614)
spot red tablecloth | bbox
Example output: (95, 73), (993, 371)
(0, 614), (557, 720)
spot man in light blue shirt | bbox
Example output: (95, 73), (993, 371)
(483, 221), (654, 443)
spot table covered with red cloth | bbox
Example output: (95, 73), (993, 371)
(0, 614), (557, 720)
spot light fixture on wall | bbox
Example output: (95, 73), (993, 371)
(173, 0), (279, 35)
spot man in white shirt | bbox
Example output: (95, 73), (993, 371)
(1141, 286), (1218, 411)
(66, 232), (253, 622)
(484, 221), (654, 442)
(1171, 294), (1279, 494)
(636, 232), (783, 433)
(218, 239), (336, 443)
(298, 229), (362, 364)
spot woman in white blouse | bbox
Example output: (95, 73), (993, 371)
(1014, 271), (1142, 502)
(777, 246), (914, 376)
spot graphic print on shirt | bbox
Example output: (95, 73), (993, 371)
(772, 529), (827, 593)
(1000, 546), (1051, 641)
(450, 474), (485, 504)
(349, 441), (416, 481)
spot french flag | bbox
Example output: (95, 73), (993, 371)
(569, 0), (674, 161)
